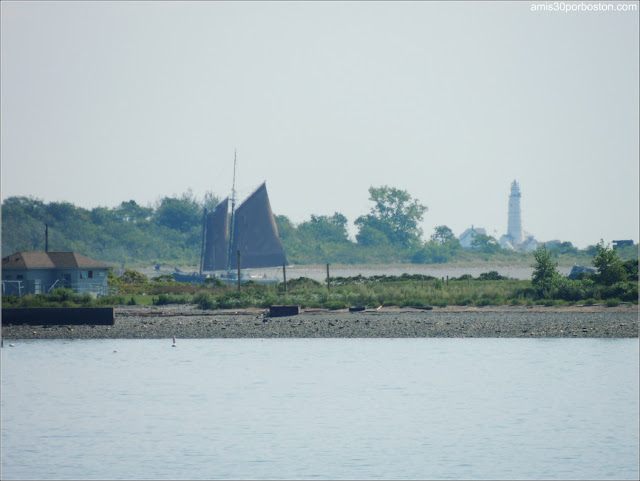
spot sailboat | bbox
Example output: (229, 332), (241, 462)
(202, 181), (287, 272)
(173, 152), (287, 284)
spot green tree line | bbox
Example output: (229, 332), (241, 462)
(2, 186), (637, 267)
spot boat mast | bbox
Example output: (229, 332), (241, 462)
(198, 193), (208, 276)
(227, 149), (237, 272)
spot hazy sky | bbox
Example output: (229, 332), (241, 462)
(2, 1), (638, 248)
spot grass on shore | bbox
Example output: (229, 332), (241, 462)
(3, 272), (637, 310)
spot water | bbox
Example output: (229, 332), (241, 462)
(2, 338), (638, 480)
(145, 264), (573, 282)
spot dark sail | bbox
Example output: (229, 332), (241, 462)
(202, 198), (230, 271)
(230, 182), (287, 269)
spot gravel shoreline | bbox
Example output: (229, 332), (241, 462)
(2, 304), (638, 339)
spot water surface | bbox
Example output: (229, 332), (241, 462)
(2, 338), (638, 480)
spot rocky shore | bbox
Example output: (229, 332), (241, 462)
(2, 304), (638, 340)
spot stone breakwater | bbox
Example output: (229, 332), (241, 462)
(2, 305), (638, 340)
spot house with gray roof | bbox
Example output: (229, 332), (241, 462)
(459, 226), (487, 250)
(2, 251), (111, 296)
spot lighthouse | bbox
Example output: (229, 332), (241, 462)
(506, 180), (524, 246)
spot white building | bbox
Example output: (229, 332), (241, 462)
(460, 226), (487, 250)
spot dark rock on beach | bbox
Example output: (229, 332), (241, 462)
(2, 304), (638, 340)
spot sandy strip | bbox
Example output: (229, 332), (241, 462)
(2, 304), (638, 340)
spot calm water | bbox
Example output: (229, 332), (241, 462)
(1, 338), (638, 480)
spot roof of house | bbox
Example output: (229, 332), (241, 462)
(459, 227), (487, 239)
(2, 251), (111, 270)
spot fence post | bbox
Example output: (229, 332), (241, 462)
(283, 263), (287, 295)
(326, 264), (330, 293)
(237, 250), (241, 291)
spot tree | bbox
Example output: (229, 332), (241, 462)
(355, 224), (390, 247)
(430, 225), (456, 246)
(153, 191), (201, 233)
(548, 241), (578, 256)
(531, 244), (560, 298)
(622, 259), (638, 281)
(355, 186), (427, 247)
(410, 241), (450, 264)
(115, 200), (153, 223)
(298, 213), (350, 244)
(592, 240), (627, 285)
(471, 234), (500, 254)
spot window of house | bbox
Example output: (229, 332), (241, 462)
(16, 275), (24, 280)
(88, 271), (93, 279)
(80, 271), (88, 279)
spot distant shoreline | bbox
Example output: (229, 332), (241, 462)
(2, 304), (637, 340)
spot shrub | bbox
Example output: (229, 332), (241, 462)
(152, 274), (176, 283)
(478, 271), (508, 281)
(583, 298), (597, 306)
(455, 274), (474, 281)
(287, 277), (322, 289)
(326, 300), (348, 310)
(606, 298), (621, 307)
(78, 294), (94, 306)
(475, 298), (492, 307)
(455, 297), (473, 306)
(48, 288), (76, 302)
(194, 293), (217, 310)
(602, 281), (638, 302)
(552, 278), (586, 302)
(204, 277), (224, 287)
(153, 294), (189, 306)
(216, 291), (252, 309)
(118, 270), (149, 284)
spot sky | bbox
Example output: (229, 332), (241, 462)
(1, 0), (638, 249)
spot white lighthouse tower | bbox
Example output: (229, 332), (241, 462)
(506, 180), (524, 246)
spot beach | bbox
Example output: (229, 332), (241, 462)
(2, 304), (637, 340)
